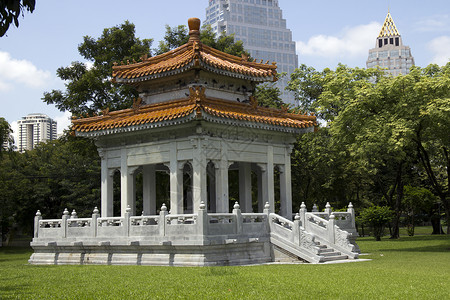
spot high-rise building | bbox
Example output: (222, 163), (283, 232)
(366, 11), (415, 76)
(17, 113), (57, 152)
(205, 0), (298, 105)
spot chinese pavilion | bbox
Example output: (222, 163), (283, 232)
(29, 18), (360, 266)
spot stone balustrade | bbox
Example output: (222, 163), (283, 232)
(31, 201), (359, 265)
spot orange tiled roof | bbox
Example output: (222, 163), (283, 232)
(72, 88), (316, 135)
(112, 41), (277, 84)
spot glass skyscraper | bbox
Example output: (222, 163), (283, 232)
(366, 11), (414, 76)
(205, 0), (298, 105)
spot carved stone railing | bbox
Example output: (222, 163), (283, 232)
(32, 202), (269, 244)
(298, 202), (359, 257)
(32, 201), (359, 262)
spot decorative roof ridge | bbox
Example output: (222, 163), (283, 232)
(199, 96), (316, 122)
(200, 43), (277, 70)
(113, 42), (193, 71)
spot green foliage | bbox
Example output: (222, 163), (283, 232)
(254, 83), (284, 109)
(0, 117), (14, 154)
(155, 24), (250, 58)
(1, 235), (449, 298)
(358, 206), (393, 240)
(43, 21), (153, 117)
(403, 185), (438, 236)
(288, 62), (450, 235)
(0, 135), (100, 236)
(0, 0), (35, 37)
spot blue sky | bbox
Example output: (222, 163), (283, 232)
(0, 0), (449, 138)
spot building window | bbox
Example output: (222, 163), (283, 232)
(395, 37), (399, 46)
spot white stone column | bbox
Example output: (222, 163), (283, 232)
(267, 145), (275, 213)
(257, 167), (263, 212)
(280, 145), (293, 219)
(192, 138), (207, 213)
(169, 145), (183, 215)
(208, 163), (216, 212)
(120, 148), (136, 216)
(100, 151), (113, 217)
(142, 164), (156, 215)
(215, 160), (229, 213)
(239, 162), (252, 213)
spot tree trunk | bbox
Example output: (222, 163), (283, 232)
(431, 214), (444, 234)
(390, 162), (403, 239)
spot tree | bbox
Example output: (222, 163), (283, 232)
(287, 63), (450, 236)
(43, 21), (153, 117)
(358, 206), (393, 241)
(0, 134), (101, 238)
(0, 117), (14, 155)
(155, 24), (250, 58)
(254, 83), (284, 109)
(403, 185), (437, 236)
(0, 0), (35, 37)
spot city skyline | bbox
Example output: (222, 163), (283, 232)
(205, 0), (298, 105)
(1, 0), (449, 139)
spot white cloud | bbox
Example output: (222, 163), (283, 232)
(296, 22), (381, 60)
(54, 111), (72, 135)
(415, 14), (450, 33)
(428, 36), (450, 66)
(0, 51), (52, 91)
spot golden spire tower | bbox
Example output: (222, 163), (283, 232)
(366, 10), (415, 76)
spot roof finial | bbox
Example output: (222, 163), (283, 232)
(188, 18), (201, 42)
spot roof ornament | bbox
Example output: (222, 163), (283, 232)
(249, 95), (258, 109)
(132, 98), (143, 113)
(188, 17), (201, 42)
(189, 86), (206, 104)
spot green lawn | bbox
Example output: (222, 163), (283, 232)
(1, 234), (449, 299)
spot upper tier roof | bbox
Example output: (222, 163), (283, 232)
(378, 11), (400, 38)
(112, 18), (277, 84)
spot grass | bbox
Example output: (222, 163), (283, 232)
(0, 234), (449, 299)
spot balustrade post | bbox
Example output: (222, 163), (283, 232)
(293, 214), (301, 245)
(159, 204), (168, 237)
(263, 202), (270, 215)
(197, 201), (208, 236)
(34, 210), (42, 238)
(233, 202), (242, 235)
(70, 209), (78, 228)
(325, 202), (332, 216)
(124, 206), (131, 237)
(61, 208), (69, 238)
(312, 204), (318, 212)
(347, 202), (356, 229)
(263, 202), (270, 232)
(328, 214), (336, 244)
(299, 202), (306, 228)
(92, 207), (99, 237)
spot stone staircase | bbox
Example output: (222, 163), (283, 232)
(268, 207), (359, 264)
(316, 242), (348, 262)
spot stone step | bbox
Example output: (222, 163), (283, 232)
(318, 248), (334, 253)
(321, 255), (348, 262)
(320, 251), (342, 257)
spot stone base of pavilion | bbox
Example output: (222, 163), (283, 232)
(29, 202), (360, 266)
(29, 240), (273, 266)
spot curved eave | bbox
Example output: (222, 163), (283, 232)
(74, 112), (314, 138)
(74, 114), (197, 138)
